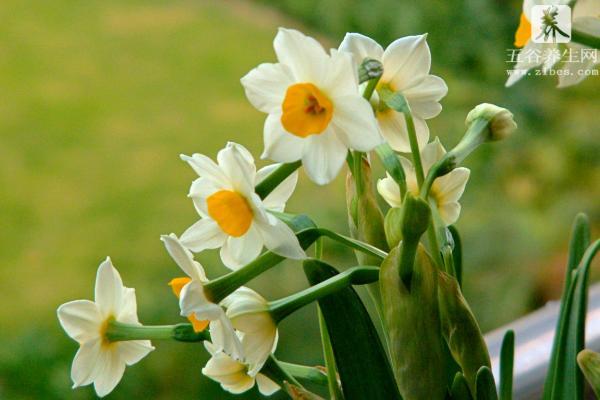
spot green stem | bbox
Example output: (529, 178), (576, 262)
(572, 28), (600, 49)
(319, 307), (344, 399)
(255, 161), (302, 200)
(269, 266), (379, 322)
(205, 228), (385, 303)
(262, 355), (302, 389)
(279, 360), (329, 387)
(404, 106), (425, 189)
(315, 237), (324, 259)
(105, 321), (208, 342)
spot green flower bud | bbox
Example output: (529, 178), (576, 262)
(380, 244), (448, 400)
(465, 103), (517, 142)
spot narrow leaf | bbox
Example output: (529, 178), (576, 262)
(475, 367), (498, 400)
(451, 372), (474, 400)
(304, 260), (402, 400)
(543, 213), (594, 400)
(448, 225), (463, 286)
(499, 330), (514, 400)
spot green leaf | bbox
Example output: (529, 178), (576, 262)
(475, 367), (498, 400)
(543, 214), (594, 400)
(318, 307), (344, 400)
(438, 271), (491, 394)
(499, 330), (514, 400)
(448, 225), (463, 286)
(380, 244), (447, 399)
(451, 372), (473, 400)
(577, 349), (600, 398)
(303, 259), (402, 400)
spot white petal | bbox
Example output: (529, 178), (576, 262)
(179, 280), (222, 321)
(256, 373), (280, 396)
(331, 95), (382, 152)
(116, 287), (141, 324)
(241, 62), (294, 113)
(94, 258), (124, 317)
(219, 225), (264, 270)
(383, 35), (431, 89)
(505, 41), (545, 87)
(274, 28), (328, 82)
(420, 137), (446, 173)
(402, 75), (447, 119)
(434, 167), (470, 204)
(320, 49), (359, 97)
(377, 111), (429, 153)
(558, 43), (598, 88)
(117, 340), (154, 366)
(71, 339), (102, 388)
(262, 113), (306, 163)
(438, 201), (462, 226)
(180, 153), (229, 186)
(180, 219), (227, 252)
(377, 175), (402, 208)
(301, 129), (348, 185)
(189, 177), (222, 217)
(93, 350), (126, 398)
(217, 142), (256, 196)
(255, 216), (306, 260)
(257, 165), (298, 212)
(209, 316), (244, 360)
(338, 32), (384, 66)
(161, 234), (207, 281)
(57, 300), (102, 342)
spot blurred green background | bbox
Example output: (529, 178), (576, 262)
(0, 0), (598, 398)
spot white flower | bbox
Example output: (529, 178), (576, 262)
(241, 28), (381, 185)
(507, 0), (599, 87)
(222, 287), (278, 375)
(57, 258), (154, 397)
(377, 138), (470, 226)
(180, 142), (305, 270)
(161, 233), (243, 359)
(339, 33), (448, 152)
(202, 336), (280, 396)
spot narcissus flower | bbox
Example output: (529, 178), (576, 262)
(57, 258), (154, 397)
(202, 335), (280, 396)
(339, 33), (447, 152)
(377, 138), (470, 226)
(161, 233), (242, 359)
(222, 287), (278, 375)
(241, 28), (381, 185)
(507, 0), (599, 87)
(180, 142), (305, 269)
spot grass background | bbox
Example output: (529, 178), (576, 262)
(0, 0), (598, 398)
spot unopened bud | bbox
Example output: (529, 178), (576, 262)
(466, 103), (517, 142)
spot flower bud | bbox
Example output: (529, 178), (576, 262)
(465, 103), (517, 142)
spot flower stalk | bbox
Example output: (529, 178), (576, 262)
(105, 321), (208, 342)
(269, 265), (379, 322)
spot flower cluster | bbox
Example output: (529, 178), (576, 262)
(57, 27), (517, 398)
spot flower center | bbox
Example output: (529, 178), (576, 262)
(281, 83), (333, 138)
(514, 12), (532, 47)
(206, 190), (253, 237)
